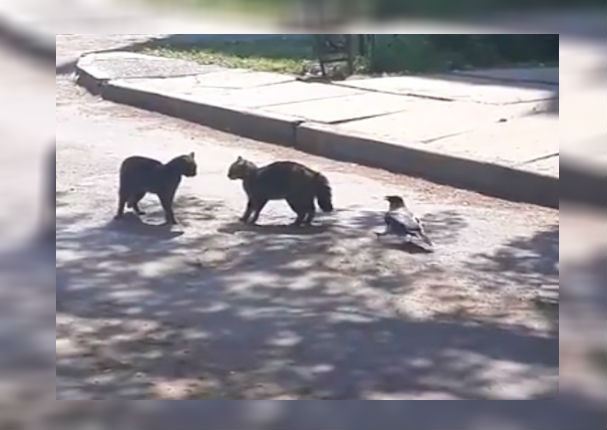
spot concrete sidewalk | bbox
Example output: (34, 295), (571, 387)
(77, 51), (559, 208)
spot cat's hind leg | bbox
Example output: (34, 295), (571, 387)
(128, 192), (146, 215)
(287, 197), (306, 226)
(115, 192), (127, 220)
(303, 197), (315, 226)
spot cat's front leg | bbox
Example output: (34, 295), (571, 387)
(240, 200), (253, 223)
(159, 193), (178, 225)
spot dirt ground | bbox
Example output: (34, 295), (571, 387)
(56, 35), (558, 400)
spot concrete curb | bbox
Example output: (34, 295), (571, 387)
(297, 123), (558, 208)
(102, 81), (303, 147)
(75, 64), (107, 95)
(76, 57), (560, 209)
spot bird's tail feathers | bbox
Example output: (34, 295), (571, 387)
(417, 231), (433, 247)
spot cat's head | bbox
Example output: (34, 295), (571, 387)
(176, 152), (197, 177)
(227, 156), (255, 180)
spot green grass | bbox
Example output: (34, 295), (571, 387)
(141, 36), (315, 75)
(140, 35), (558, 76)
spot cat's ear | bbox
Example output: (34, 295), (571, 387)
(189, 152), (195, 159)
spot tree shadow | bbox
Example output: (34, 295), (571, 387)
(57, 196), (557, 399)
(107, 215), (185, 239)
(470, 224), (558, 286)
(466, 224), (559, 331)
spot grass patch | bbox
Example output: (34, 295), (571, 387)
(141, 35), (315, 75)
(140, 35), (558, 76)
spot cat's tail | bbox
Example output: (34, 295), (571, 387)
(314, 173), (333, 212)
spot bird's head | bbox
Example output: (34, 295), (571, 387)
(385, 195), (405, 210)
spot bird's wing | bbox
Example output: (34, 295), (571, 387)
(384, 210), (422, 234)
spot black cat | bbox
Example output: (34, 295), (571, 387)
(115, 152), (197, 224)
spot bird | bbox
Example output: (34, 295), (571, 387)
(376, 195), (433, 249)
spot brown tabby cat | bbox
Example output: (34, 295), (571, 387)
(227, 156), (333, 226)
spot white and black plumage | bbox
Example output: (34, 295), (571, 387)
(376, 195), (433, 249)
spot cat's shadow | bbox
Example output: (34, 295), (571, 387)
(108, 213), (184, 239)
(218, 220), (331, 236)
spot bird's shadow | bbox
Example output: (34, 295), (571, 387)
(218, 221), (331, 236)
(376, 237), (435, 254)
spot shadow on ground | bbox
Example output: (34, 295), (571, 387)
(56, 193), (558, 399)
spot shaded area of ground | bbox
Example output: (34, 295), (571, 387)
(57, 196), (558, 399)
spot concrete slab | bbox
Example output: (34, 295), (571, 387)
(103, 74), (312, 109)
(107, 75), (352, 110)
(334, 101), (532, 143)
(263, 93), (424, 123)
(331, 110), (558, 178)
(78, 52), (218, 80)
(235, 81), (364, 108)
(450, 67), (559, 85)
(427, 115), (559, 176)
(104, 76), (232, 104)
(106, 69), (295, 93)
(78, 52), (295, 90)
(153, 80), (364, 108)
(193, 69), (295, 88)
(103, 79), (302, 147)
(342, 75), (555, 104)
